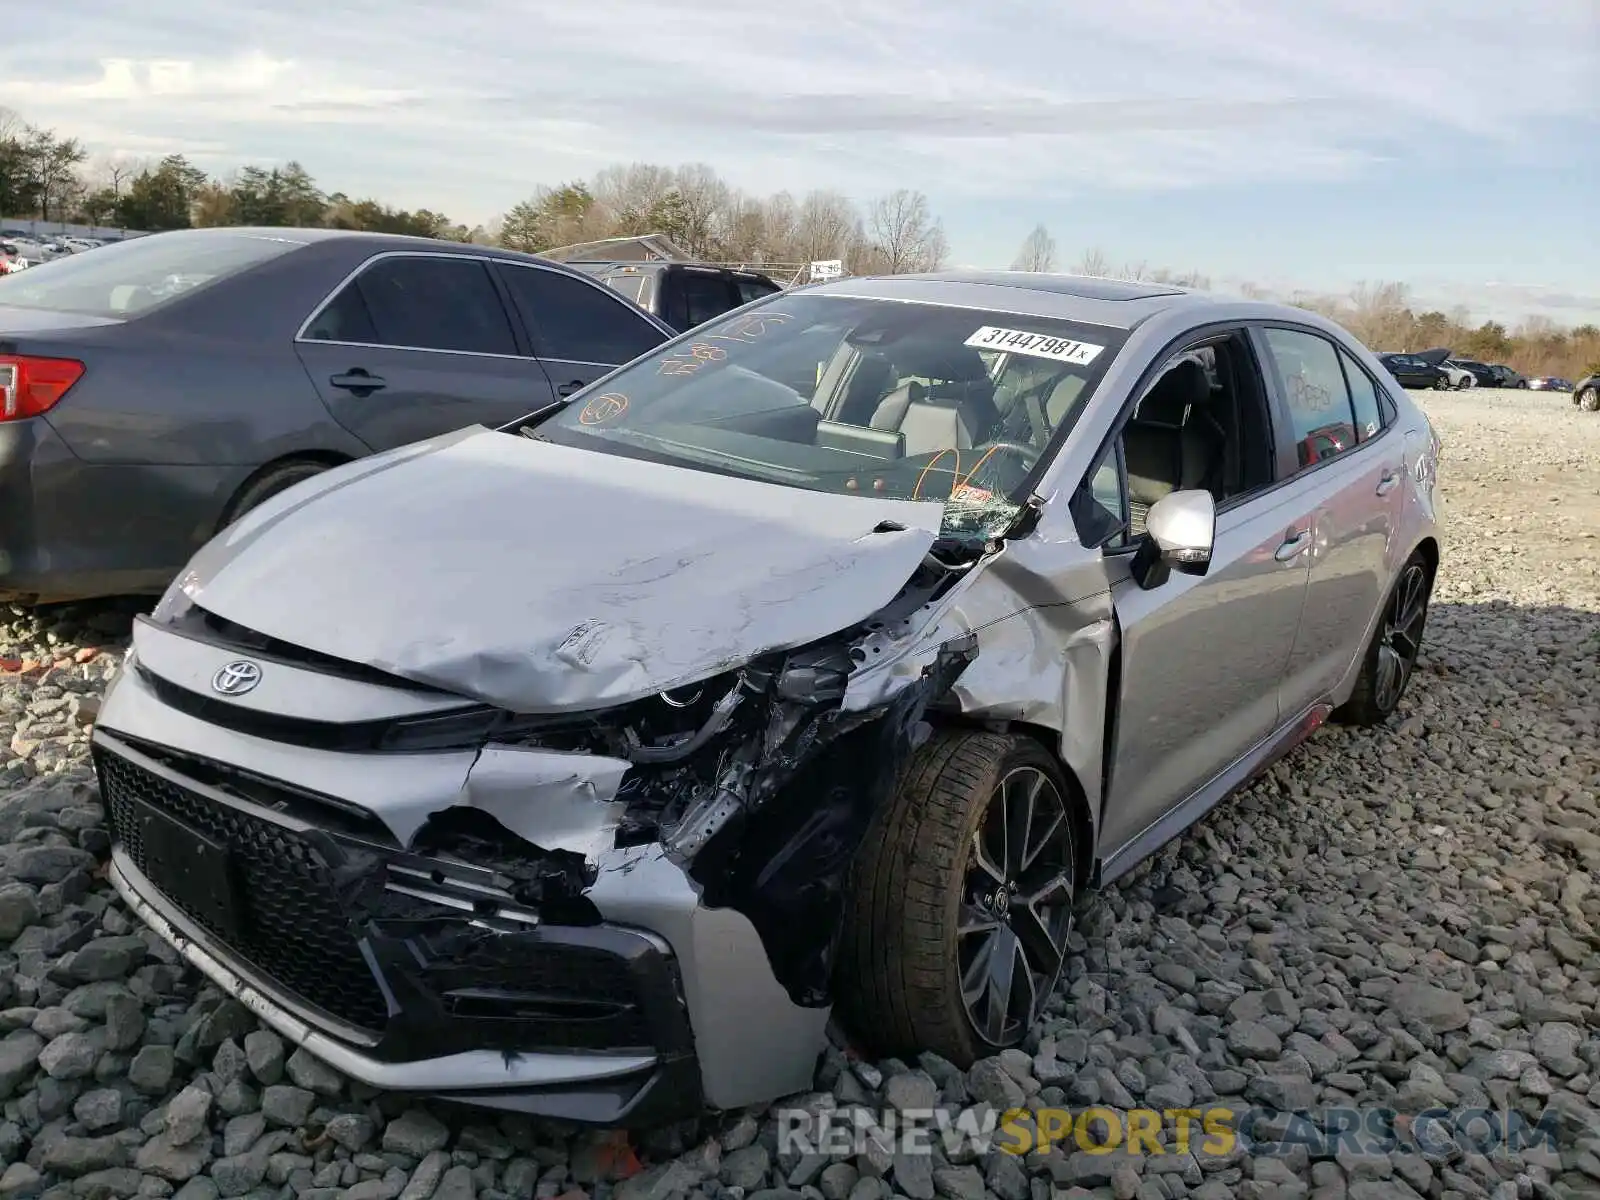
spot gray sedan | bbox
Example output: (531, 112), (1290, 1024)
(0, 228), (674, 603)
(92, 271), (1442, 1125)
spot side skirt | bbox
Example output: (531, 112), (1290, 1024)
(1096, 700), (1333, 887)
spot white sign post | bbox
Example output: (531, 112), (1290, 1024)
(809, 259), (844, 282)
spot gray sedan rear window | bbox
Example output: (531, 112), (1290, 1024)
(0, 230), (306, 318)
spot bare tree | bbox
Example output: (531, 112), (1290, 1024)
(866, 189), (947, 274)
(1073, 247), (1111, 277)
(795, 190), (859, 266)
(1010, 224), (1057, 272)
(591, 163), (677, 235)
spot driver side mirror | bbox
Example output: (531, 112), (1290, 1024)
(1130, 489), (1215, 590)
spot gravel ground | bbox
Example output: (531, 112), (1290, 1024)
(0, 388), (1596, 1200)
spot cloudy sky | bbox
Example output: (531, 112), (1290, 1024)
(4, 0), (1597, 325)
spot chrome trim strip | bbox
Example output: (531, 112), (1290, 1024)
(293, 249), (674, 348)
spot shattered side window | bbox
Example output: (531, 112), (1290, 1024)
(532, 293), (1129, 542)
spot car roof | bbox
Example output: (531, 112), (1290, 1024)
(802, 270), (1242, 331)
(136, 225), (598, 273)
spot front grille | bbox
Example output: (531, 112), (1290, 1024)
(97, 745), (391, 1034)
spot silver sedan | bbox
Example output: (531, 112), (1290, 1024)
(91, 271), (1443, 1125)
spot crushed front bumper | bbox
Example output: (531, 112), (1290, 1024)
(91, 621), (832, 1122)
(95, 731), (701, 1125)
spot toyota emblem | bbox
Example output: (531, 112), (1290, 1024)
(211, 660), (263, 696)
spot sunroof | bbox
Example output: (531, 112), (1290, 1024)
(912, 270), (1188, 301)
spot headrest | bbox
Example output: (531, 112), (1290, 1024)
(1135, 358), (1209, 426)
(889, 341), (991, 383)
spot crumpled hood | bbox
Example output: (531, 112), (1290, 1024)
(175, 426), (945, 712)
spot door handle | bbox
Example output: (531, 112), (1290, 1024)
(556, 380), (585, 398)
(1274, 530), (1311, 562)
(329, 370), (386, 394)
(1375, 471), (1400, 496)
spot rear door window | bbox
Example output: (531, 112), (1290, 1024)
(1338, 349), (1386, 442)
(1260, 327), (1360, 471)
(497, 263), (667, 365)
(736, 277), (780, 305)
(303, 255), (517, 355)
(678, 272), (739, 327)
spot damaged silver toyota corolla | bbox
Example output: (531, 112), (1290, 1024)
(92, 272), (1442, 1125)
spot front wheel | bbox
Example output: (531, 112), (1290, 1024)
(1335, 551), (1433, 727)
(1433, 375), (1449, 390)
(835, 731), (1079, 1066)
(1580, 387), (1600, 413)
(1455, 377), (1472, 390)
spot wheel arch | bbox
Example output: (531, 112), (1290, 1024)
(216, 450), (355, 533)
(924, 712), (1099, 902)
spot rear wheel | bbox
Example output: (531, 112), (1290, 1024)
(1335, 551), (1433, 727)
(1432, 375), (1449, 390)
(217, 459), (330, 531)
(836, 730), (1079, 1066)
(1580, 387), (1600, 413)
(1455, 376), (1471, 390)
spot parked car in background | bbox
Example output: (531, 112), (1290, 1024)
(1412, 349), (1475, 389)
(1486, 364), (1528, 388)
(1574, 374), (1600, 412)
(1378, 353), (1449, 390)
(568, 259), (783, 331)
(92, 271), (1441, 1124)
(1449, 358), (1496, 387)
(0, 242), (30, 274)
(1527, 376), (1573, 392)
(0, 227), (674, 603)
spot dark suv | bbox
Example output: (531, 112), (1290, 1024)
(569, 261), (783, 332)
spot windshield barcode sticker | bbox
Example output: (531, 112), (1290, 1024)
(965, 326), (1104, 365)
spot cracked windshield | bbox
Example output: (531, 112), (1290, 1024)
(535, 293), (1127, 540)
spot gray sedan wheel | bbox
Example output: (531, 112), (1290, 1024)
(1580, 387), (1600, 413)
(217, 459), (331, 531)
(836, 730), (1078, 1066)
(1335, 551), (1433, 726)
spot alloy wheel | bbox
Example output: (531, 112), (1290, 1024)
(958, 766), (1075, 1048)
(1374, 562), (1429, 712)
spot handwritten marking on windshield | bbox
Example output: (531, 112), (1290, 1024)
(579, 393), (629, 425)
(656, 341), (728, 377)
(706, 311), (794, 344)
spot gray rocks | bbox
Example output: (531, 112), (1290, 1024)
(1386, 981), (1471, 1032)
(257, 1084), (313, 1128)
(127, 1045), (175, 1094)
(382, 1108), (450, 1157)
(164, 1084), (213, 1145)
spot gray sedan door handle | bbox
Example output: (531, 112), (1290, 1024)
(329, 370), (386, 394)
(1275, 530), (1311, 561)
(1375, 471), (1400, 496)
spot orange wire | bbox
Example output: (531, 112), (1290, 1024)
(914, 447), (959, 499)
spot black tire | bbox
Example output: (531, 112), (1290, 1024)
(835, 729), (1079, 1066)
(217, 459), (330, 532)
(1454, 377), (1471, 390)
(1432, 375), (1448, 390)
(1580, 387), (1600, 413)
(1334, 550), (1433, 727)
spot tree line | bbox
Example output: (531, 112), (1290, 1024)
(3, 108), (1595, 378)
